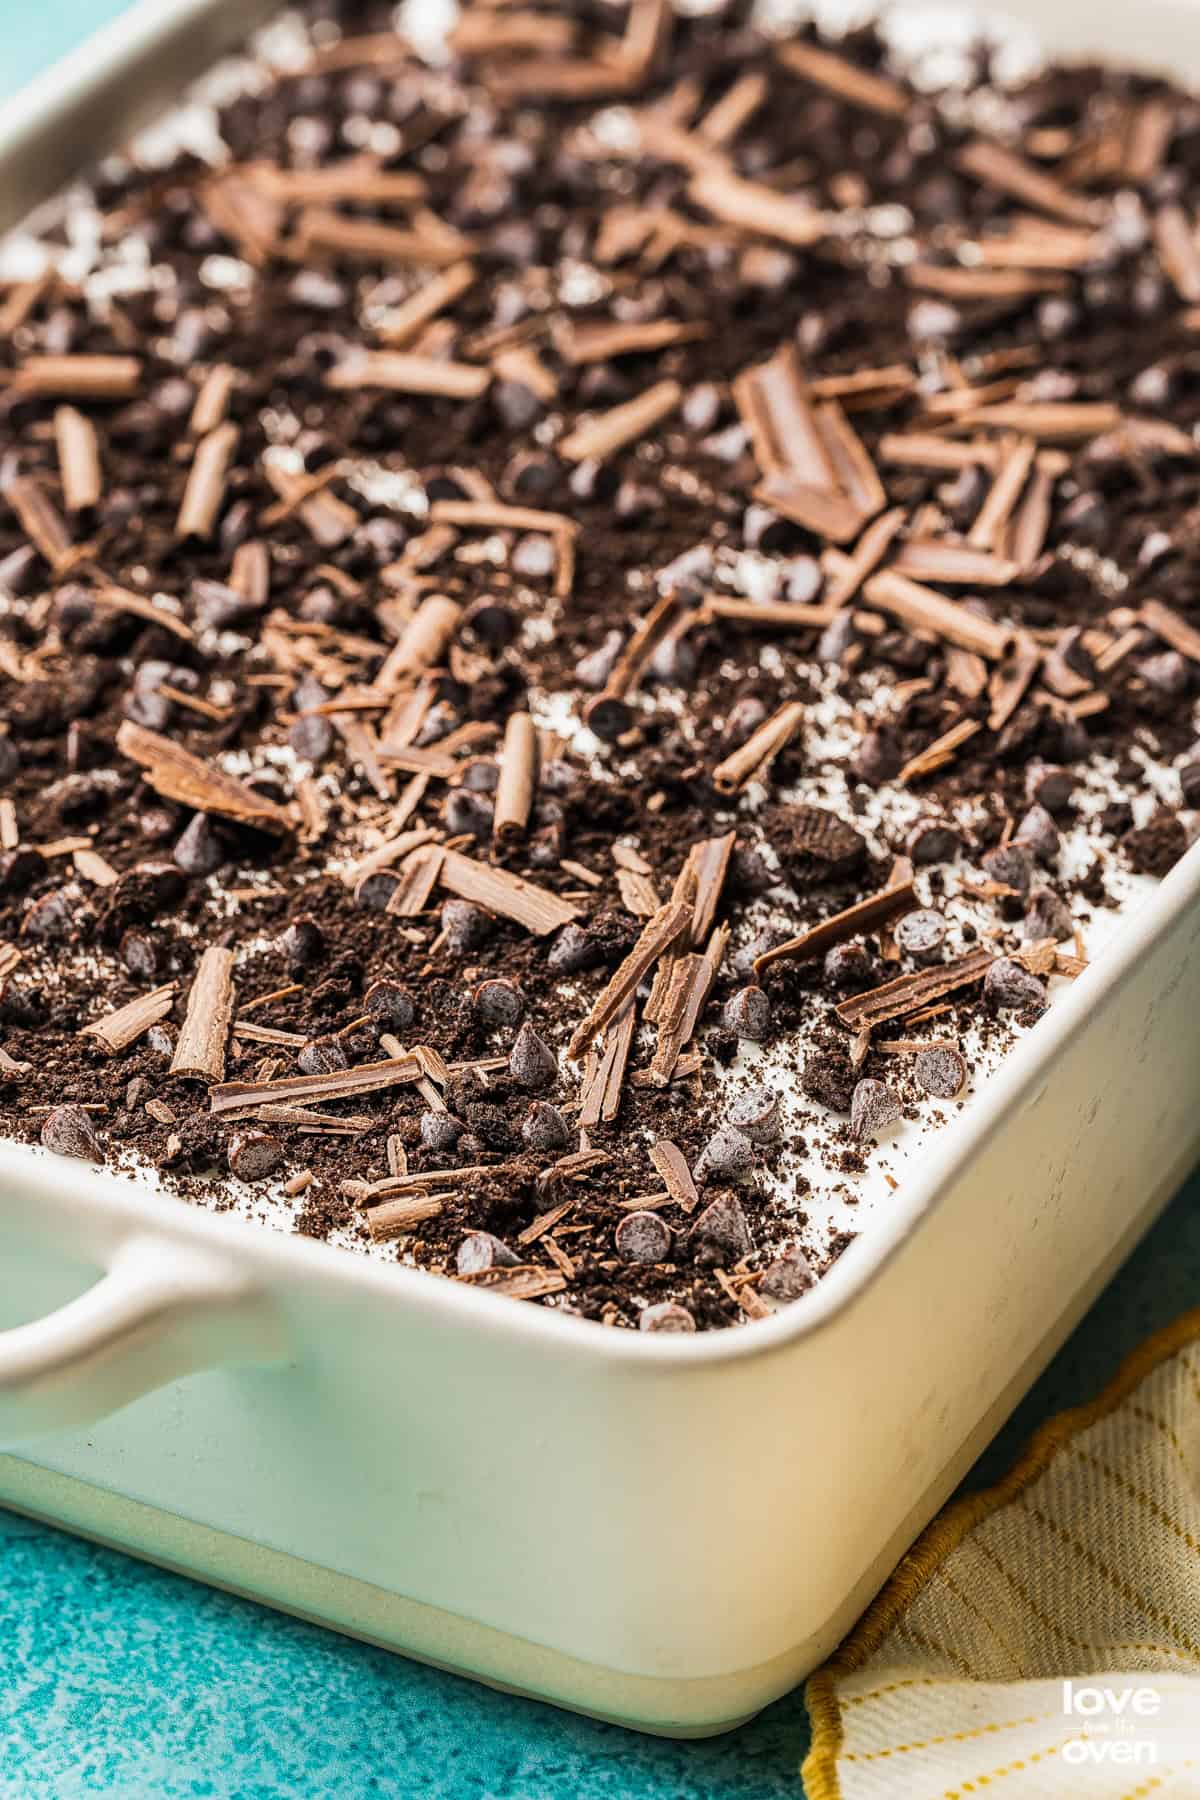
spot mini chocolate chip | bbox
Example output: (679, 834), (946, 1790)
(694, 1126), (754, 1182)
(460, 758), (500, 795)
(639, 1301), (696, 1333)
(420, 1112), (466, 1153)
(508, 1021), (557, 1089)
(823, 942), (875, 992)
(472, 978), (525, 1027)
(365, 979), (415, 1031)
(298, 1038), (348, 1076)
(984, 957), (1047, 1011)
(119, 929), (158, 981)
(521, 1100), (570, 1152)
(1013, 804), (1060, 864)
(228, 1131), (284, 1181)
(981, 843), (1035, 896)
(850, 1078), (901, 1141)
(1025, 886), (1074, 942)
(583, 692), (634, 741)
(615, 1210), (672, 1265)
(443, 789), (493, 839)
(456, 1231), (520, 1275)
(1140, 651), (1190, 697)
(440, 899), (492, 953)
(173, 813), (225, 876)
(732, 927), (781, 979)
(1026, 762), (1074, 815)
(726, 1083), (780, 1144)
(914, 1047), (967, 1099)
(893, 908), (946, 963)
(461, 597), (517, 648)
(546, 921), (601, 974)
(906, 818), (961, 865)
(41, 1104), (103, 1162)
(290, 712), (334, 762)
(22, 888), (76, 943)
(1180, 761), (1200, 809)
(722, 985), (770, 1040)
(760, 1244), (815, 1303)
(689, 1192), (753, 1266)
(279, 916), (324, 968)
(493, 379), (542, 430)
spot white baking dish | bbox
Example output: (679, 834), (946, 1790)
(2, 0), (1200, 1739)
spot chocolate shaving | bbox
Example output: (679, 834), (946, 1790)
(823, 506), (906, 609)
(293, 208), (472, 267)
(562, 318), (706, 363)
(955, 138), (1106, 226)
(190, 364), (236, 435)
(376, 261), (476, 348)
(578, 1001), (637, 1127)
(967, 437), (1036, 552)
(171, 948), (236, 1083)
(649, 1140), (699, 1213)
(559, 378), (681, 461)
(429, 499), (577, 536)
(949, 402), (1120, 441)
(492, 711), (538, 843)
(734, 344), (833, 488)
(457, 1267), (567, 1302)
(326, 351), (490, 398)
(987, 634), (1042, 730)
(898, 718), (980, 785)
(712, 699), (804, 793)
(864, 569), (1012, 659)
(776, 37), (907, 114)
(373, 594), (462, 695)
(690, 171), (830, 246)
(906, 263), (1068, 300)
(261, 460), (357, 546)
(82, 983), (176, 1053)
(385, 845), (445, 917)
(14, 355), (141, 399)
(1009, 462), (1055, 571)
(92, 583), (194, 642)
(753, 878), (916, 977)
(1153, 205), (1200, 304)
(115, 721), (294, 834)
(891, 542), (1019, 587)
(569, 895), (692, 1059)
(3, 476), (74, 570)
(702, 597), (834, 630)
(176, 422), (239, 539)
(210, 1052), (424, 1117)
(1139, 599), (1200, 666)
(439, 849), (580, 935)
(53, 407), (102, 513)
(835, 948), (996, 1030)
(365, 1193), (448, 1241)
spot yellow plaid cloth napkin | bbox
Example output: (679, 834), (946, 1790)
(803, 1309), (1200, 1797)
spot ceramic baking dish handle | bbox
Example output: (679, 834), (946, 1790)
(0, 1235), (285, 1445)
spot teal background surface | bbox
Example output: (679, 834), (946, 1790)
(2, 8), (1199, 1796)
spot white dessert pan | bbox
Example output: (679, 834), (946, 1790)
(1, 0), (1199, 1737)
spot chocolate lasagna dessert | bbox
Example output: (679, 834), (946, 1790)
(0, 0), (1197, 1329)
